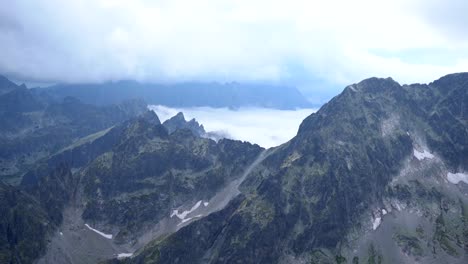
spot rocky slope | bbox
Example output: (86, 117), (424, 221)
(0, 182), (52, 264)
(77, 111), (263, 240)
(8, 108), (262, 264)
(0, 164), (75, 264)
(0, 76), (147, 183)
(162, 112), (206, 137)
(0, 73), (467, 264)
(118, 73), (468, 264)
(0, 105), (264, 263)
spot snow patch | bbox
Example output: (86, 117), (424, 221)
(59, 232), (63, 236)
(382, 209), (387, 215)
(393, 200), (406, 211)
(85, 224), (113, 239)
(413, 148), (434, 160)
(117, 253), (133, 259)
(203, 202), (209, 207)
(171, 200), (203, 220)
(177, 214), (203, 226)
(447, 172), (468, 184)
(372, 217), (382, 230)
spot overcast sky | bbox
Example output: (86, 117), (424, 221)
(1, 0), (467, 92)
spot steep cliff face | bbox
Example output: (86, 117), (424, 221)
(124, 74), (467, 264)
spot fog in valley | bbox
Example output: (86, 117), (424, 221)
(150, 105), (316, 148)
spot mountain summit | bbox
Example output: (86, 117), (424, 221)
(121, 73), (467, 264)
(0, 73), (466, 264)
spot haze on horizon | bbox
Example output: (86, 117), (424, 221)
(1, 0), (467, 99)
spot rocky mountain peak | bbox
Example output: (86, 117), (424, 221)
(163, 111), (206, 137)
(345, 77), (401, 94)
(173, 111), (185, 120)
(140, 110), (161, 125)
(0, 75), (19, 95)
(430, 72), (468, 94)
(1, 73), (467, 264)
(126, 73), (467, 264)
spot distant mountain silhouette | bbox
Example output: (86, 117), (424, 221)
(41, 81), (314, 109)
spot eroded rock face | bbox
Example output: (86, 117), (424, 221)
(125, 73), (468, 264)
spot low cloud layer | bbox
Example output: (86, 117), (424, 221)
(150, 105), (316, 148)
(1, 0), (467, 90)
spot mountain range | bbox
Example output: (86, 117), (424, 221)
(39, 81), (314, 109)
(0, 76), (148, 184)
(0, 73), (467, 264)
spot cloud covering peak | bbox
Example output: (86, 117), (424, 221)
(1, 0), (467, 89)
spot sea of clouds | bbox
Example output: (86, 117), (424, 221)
(149, 105), (316, 148)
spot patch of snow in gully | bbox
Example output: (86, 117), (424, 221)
(447, 172), (468, 184)
(171, 200), (203, 220)
(85, 224), (113, 239)
(413, 148), (434, 160)
(372, 217), (382, 230)
(117, 253), (133, 259)
(177, 214), (203, 226)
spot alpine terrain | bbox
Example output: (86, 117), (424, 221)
(0, 73), (466, 264)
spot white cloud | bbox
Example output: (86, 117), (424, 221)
(1, 0), (467, 87)
(150, 105), (316, 148)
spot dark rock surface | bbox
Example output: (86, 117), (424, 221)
(0, 77), (148, 183)
(121, 73), (468, 264)
(162, 112), (206, 137)
(1, 73), (467, 264)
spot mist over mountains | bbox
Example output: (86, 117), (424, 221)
(40, 81), (314, 109)
(0, 72), (467, 264)
(2, 1), (468, 263)
(150, 105), (316, 148)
